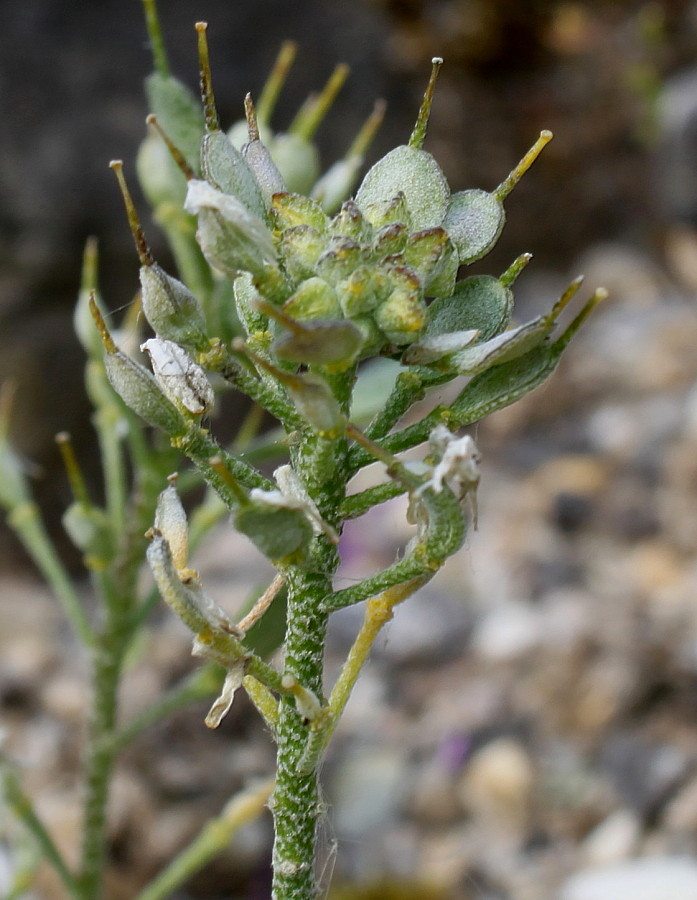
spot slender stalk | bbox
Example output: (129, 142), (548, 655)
(1, 764), (77, 895)
(134, 778), (274, 900)
(7, 502), (93, 646)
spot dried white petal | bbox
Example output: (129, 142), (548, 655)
(141, 338), (214, 415)
(204, 661), (247, 728)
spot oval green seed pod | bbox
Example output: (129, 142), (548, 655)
(137, 131), (187, 209)
(286, 373), (345, 435)
(234, 503), (313, 562)
(201, 130), (267, 220)
(62, 503), (113, 569)
(104, 351), (185, 434)
(272, 318), (364, 367)
(443, 189), (504, 265)
(184, 179), (280, 285)
(140, 265), (209, 351)
(356, 145), (450, 231)
(425, 275), (514, 343)
(241, 93), (287, 206)
(268, 132), (321, 195)
(154, 477), (189, 573)
(145, 72), (204, 174)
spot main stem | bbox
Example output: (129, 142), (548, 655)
(270, 568), (330, 900)
(271, 377), (350, 900)
(77, 578), (131, 900)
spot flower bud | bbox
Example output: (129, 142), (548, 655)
(373, 223), (409, 258)
(403, 228), (457, 296)
(271, 192), (329, 233)
(315, 238), (370, 286)
(141, 338), (214, 416)
(335, 266), (390, 318)
(329, 200), (373, 243)
(283, 277), (342, 321)
(374, 266), (426, 345)
(281, 226), (326, 281)
(360, 191), (411, 230)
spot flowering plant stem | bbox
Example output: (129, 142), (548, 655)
(0, 5), (604, 898)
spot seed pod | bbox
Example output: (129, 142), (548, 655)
(356, 60), (449, 230)
(234, 501), (313, 562)
(241, 94), (287, 205)
(424, 275), (514, 344)
(110, 161), (209, 351)
(273, 318), (364, 368)
(443, 189), (505, 265)
(448, 277), (585, 376)
(145, 72), (204, 174)
(283, 277), (342, 321)
(154, 475), (189, 572)
(62, 503), (113, 569)
(312, 99), (386, 215)
(89, 297), (185, 434)
(184, 179), (280, 285)
(443, 132), (553, 265)
(140, 266), (209, 351)
(285, 373), (345, 435)
(201, 130), (267, 220)
(141, 338), (214, 416)
(268, 132), (321, 195)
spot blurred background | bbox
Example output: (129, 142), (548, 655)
(3, 1), (697, 898)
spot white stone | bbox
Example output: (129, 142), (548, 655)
(561, 857), (697, 900)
